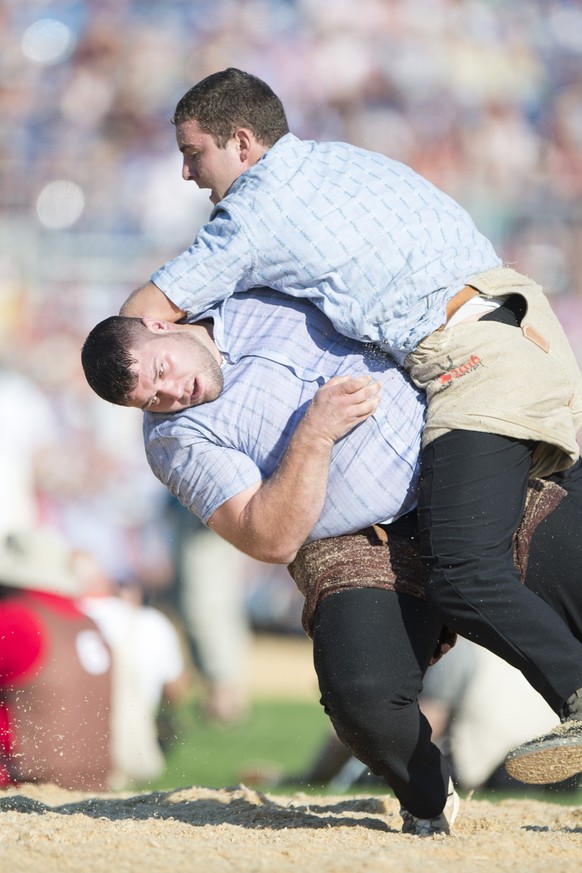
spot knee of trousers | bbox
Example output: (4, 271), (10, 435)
(321, 678), (414, 745)
(325, 696), (421, 780)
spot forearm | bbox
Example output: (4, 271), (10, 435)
(222, 418), (334, 563)
(208, 374), (381, 563)
(120, 282), (186, 320)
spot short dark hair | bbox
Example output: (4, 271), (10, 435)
(172, 68), (289, 148)
(81, 316), (151, 406)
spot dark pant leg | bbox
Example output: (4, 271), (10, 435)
(525, 459), (582, 640)
(418, 430), (582, 715)
(312, 587), (450, 819)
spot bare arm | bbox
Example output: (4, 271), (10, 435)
(207, 374), (381, 563)
(120, 281), (186, 321)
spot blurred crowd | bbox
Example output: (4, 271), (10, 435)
(2, 0), (582, 788)
(2, 0), (582, 583)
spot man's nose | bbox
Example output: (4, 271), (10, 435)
(182, 159), (196, 182)
(163, 381), (186, 402)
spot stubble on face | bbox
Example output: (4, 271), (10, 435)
(175, 331), (224, 408)
(131, 329), (225, 413)
(176, 120), (242, 205)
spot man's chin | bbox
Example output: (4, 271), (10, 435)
(204, 382), (224, 405)
(185, 375), (224, 409)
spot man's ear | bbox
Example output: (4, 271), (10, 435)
(233, 127), (263, 165)
(141, 316), (174, 333)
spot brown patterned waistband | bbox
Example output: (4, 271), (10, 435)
(288, 477), (566, 638)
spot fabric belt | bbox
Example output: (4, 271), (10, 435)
(441, 285), (479, 328)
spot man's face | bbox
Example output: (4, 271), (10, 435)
(126, 327), (224, 414)
(176, 119), (245, 205)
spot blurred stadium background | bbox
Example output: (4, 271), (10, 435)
(2, 0), (582, 713)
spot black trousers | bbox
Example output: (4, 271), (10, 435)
(417, 296), (582, 714)
(313, 588), (448, 819)
(312, 458), (582, 819)
(419, 432), (582, 713)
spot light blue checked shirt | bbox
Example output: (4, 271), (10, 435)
(143, 290), (425, 542)
(151, 133), (501, 360)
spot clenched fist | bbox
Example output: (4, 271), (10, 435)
(302, 374), (381, 446)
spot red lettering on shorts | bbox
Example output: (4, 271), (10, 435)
(437, 354), (482, 386)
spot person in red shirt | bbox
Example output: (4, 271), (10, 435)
(0, 528), (113, 790)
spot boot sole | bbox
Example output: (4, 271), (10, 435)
(505, 735), (582, 784)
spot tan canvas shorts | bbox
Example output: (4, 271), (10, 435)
(404, 268), (582, 478)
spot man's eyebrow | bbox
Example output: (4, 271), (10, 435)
(140, 357), (159, 411)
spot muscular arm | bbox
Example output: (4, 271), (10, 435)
(207, 375), (381, 564)
(120, 282), (186, 321)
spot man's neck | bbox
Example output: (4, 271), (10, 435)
(185, 319), (222, 365)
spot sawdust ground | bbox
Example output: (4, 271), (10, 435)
(1, 781), (580, 873)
